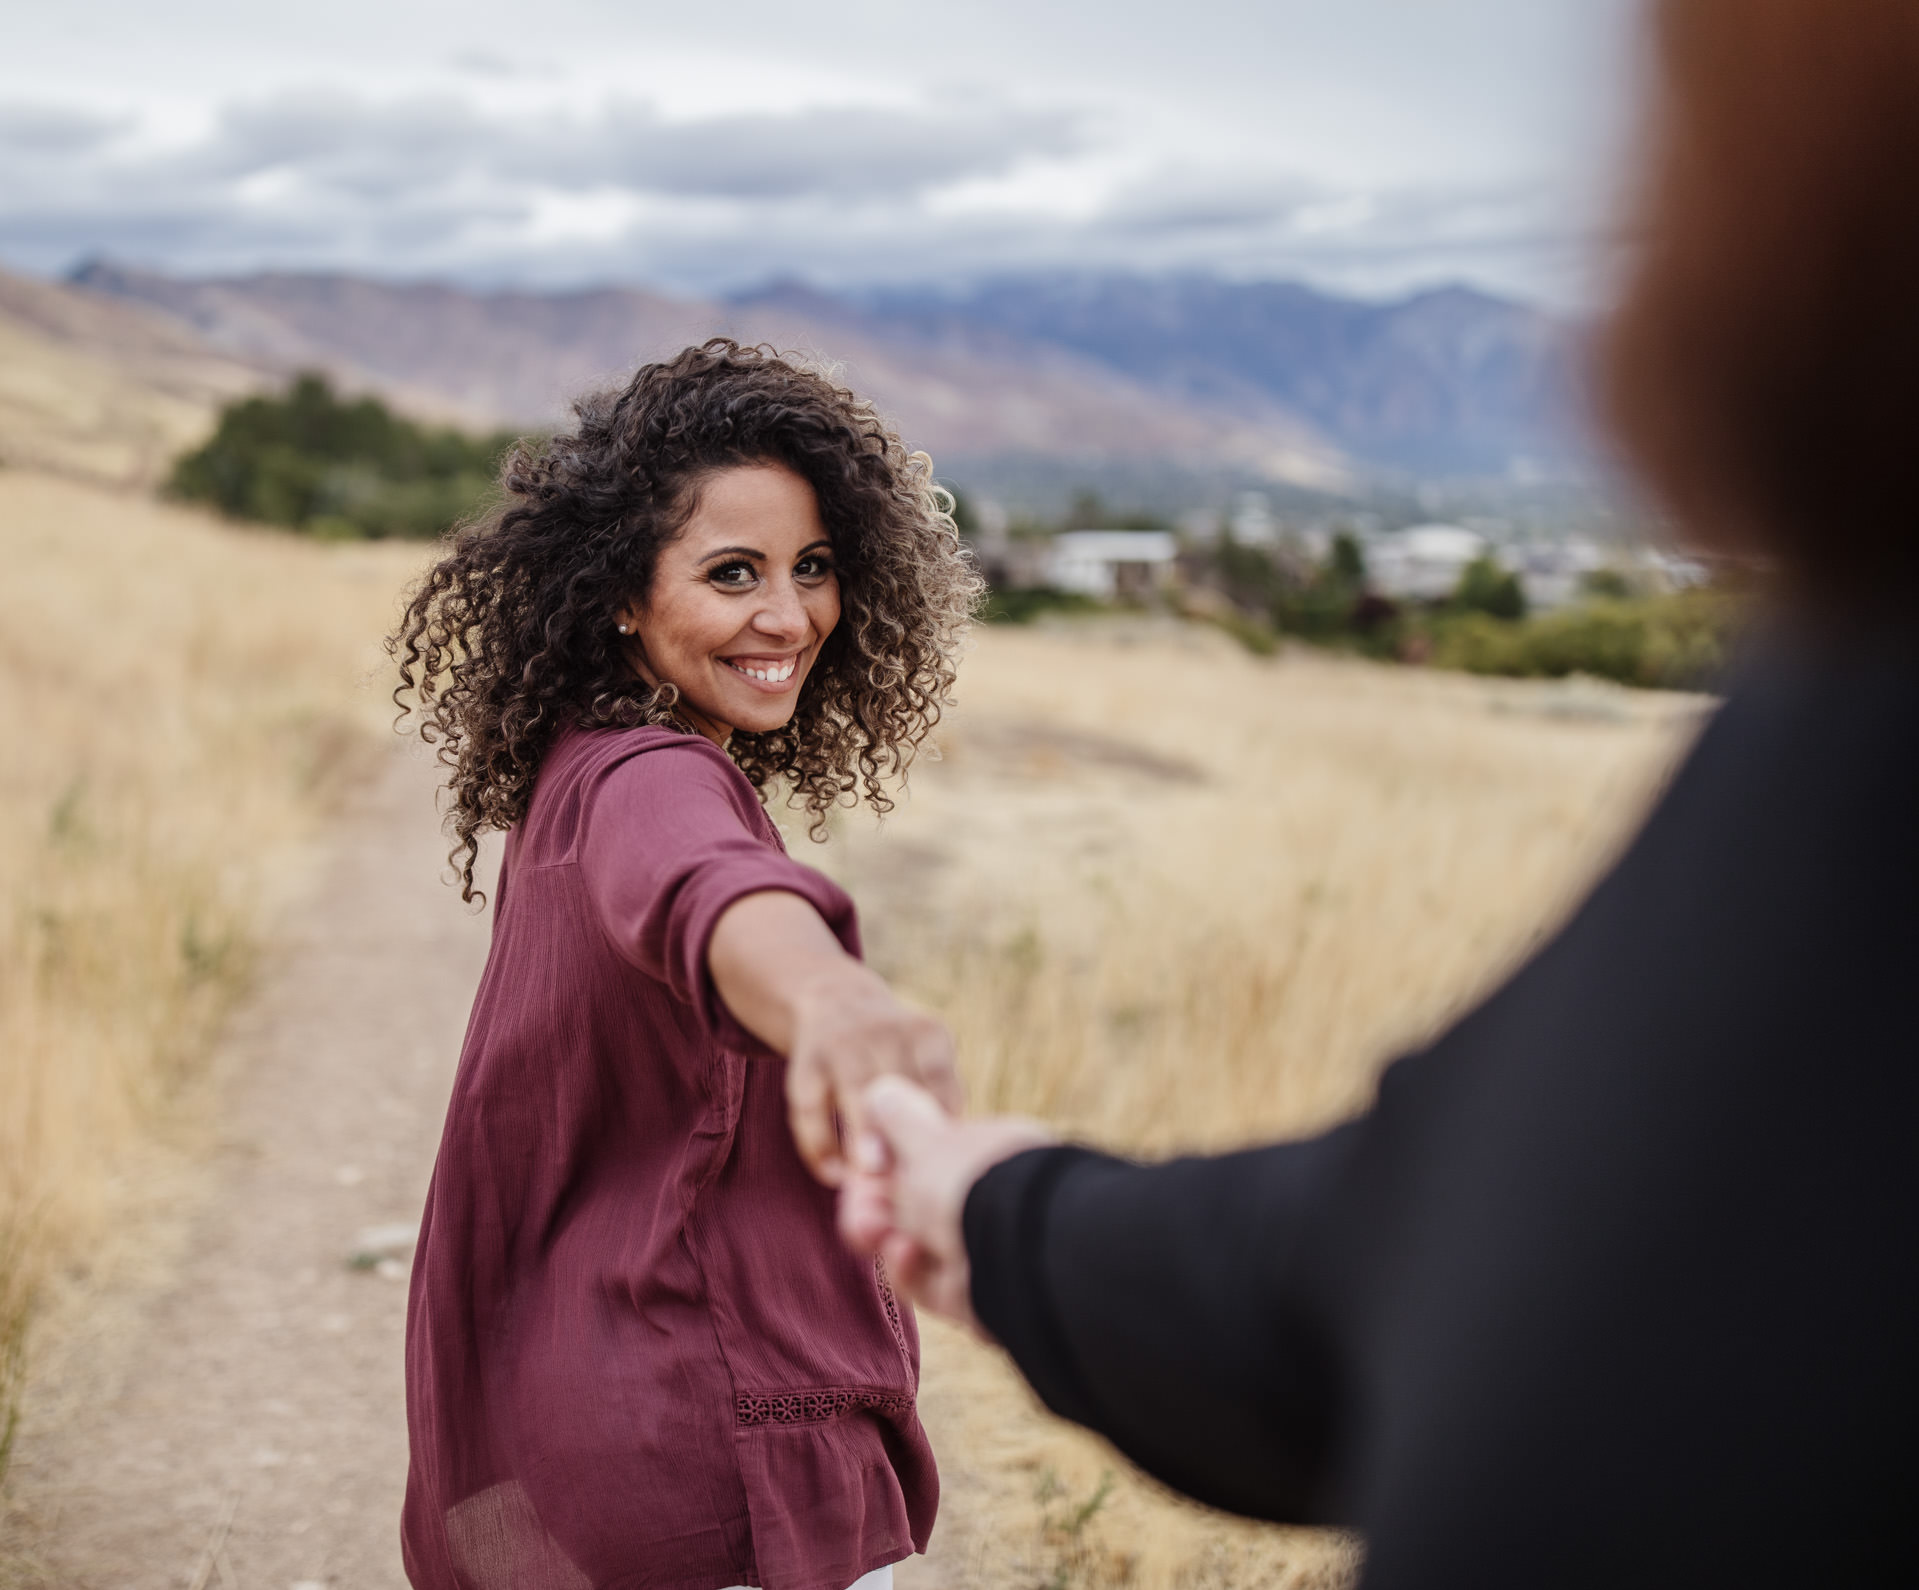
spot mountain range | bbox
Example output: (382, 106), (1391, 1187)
(3, 260), (1590, 506)
(842, 276), (1589, 480)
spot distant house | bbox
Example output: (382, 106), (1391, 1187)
(1047, 530), (1181, 601)
(1366, 524), (1490, 602)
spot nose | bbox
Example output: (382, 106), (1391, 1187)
(750, 574), (809, 644)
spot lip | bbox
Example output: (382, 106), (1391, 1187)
(719, 651), (804, 692)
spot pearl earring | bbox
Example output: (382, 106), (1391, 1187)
(617, 624), (630, 634)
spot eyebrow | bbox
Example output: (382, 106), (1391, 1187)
(697, 539), (833, 565)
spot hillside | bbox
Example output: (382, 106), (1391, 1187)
(0, 270), (267, 487)
(33, 260), (1588, 505)
(68, 263), (1355, 501)
(66, 262), (711, 434)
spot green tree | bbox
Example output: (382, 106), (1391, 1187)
(1451, 555), (1528, 621)
(1328, 529), (1367, 588)
(168, 373), (516, 539)
(945, 485), (981, 540)
(1052, 489), (1169, 533)
(1580, 567), (1637, 601)
(1266, 531), (1376, 647)
(1433, 589), (1739, 690)
(1064, 489), (1107, 530)
(1212, 531), (1284, 612)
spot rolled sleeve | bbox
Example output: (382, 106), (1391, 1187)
(578, 735), (860, 1057)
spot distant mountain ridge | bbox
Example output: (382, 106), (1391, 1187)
(65, 262), (1355, 501)
(824, 274), (1588, 479)
(57, 261), (1587, 502)
(65, 260), (717, 433)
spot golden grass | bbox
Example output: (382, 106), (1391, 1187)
(0, 481), (1702, 1585)
(814, 618), (1705, 1588)
(0, 472), (423, 1465)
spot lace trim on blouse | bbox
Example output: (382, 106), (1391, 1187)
(734, 1388), (916, 1426)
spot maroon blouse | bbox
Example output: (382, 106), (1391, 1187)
(402, 724), (937, 1590)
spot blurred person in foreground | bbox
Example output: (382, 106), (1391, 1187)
(391, 342), (975, 1590)
(841, 1), (1917, 1582)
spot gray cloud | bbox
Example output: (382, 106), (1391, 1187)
(0, 104), (131, 155)
(0, 90), (1080, 211)
(0, 86), (1589, 303)
(1093, 167), (1327, 236)
(0, 0), (1637, 305)
(589, 103), (1083, 200)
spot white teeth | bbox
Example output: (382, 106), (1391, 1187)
(730, 659), (795, 684)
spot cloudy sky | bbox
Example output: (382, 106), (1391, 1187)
(2, 0), (1646, 305)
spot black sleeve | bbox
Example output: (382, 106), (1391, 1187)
(963, 1126), (1360, 1523)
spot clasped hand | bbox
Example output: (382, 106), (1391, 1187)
(708, 888), (1053, 1325)
(782, 961), (965, 1183)
(837, 1077), (1056, 1331)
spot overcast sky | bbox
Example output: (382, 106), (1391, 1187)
(1, 0), (1647, 305)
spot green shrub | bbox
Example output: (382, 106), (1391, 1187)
(1580, 567), (1638, 601)
(1327, 530), (1367, 587)
(1431, 589), (1740, 691)
(168, 373), (516, 539)
(1208, 535), (1286, 613)
(1268, 535), (1367, 644)
(1451, 555), (1528, 621)
(980, 586), (1107, 624)
(1270, 580), (1355, 642)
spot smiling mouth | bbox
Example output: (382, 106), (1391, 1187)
(723, 655), (798, 685)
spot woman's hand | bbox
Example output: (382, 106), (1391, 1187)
(783, 958), (963, 1185)
(709, 890), (964, 1184)
(838, 1077), (1057, 1331)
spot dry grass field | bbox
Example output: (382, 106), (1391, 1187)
(815, 622), (1706, 1589)
(0, 472), (423, 1468)
(0, 270), (266, 490)
(0, 473), (1704, 1586)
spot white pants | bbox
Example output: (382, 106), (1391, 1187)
(726, 1567), (892, 1590)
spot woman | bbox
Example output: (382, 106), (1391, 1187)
(391, 341), (978, 1590)
(843, 2), (1917, 1584)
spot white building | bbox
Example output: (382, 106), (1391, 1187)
(1366, 524), (1490, 602)
(1047, 530), (1181, 600)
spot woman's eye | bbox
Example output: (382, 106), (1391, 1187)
(796, 555), (836, 580)
(709, 562), (757, 587)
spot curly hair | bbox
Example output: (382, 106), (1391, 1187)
(390, 339), (981, 900)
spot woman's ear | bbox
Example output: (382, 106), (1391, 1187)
(612, 601), (661, 690)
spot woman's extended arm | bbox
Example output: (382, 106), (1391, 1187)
(710, 889), (964, 1185)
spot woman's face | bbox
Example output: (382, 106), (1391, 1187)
(617, 462), (841, 744)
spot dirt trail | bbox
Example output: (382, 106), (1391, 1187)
(5, 743), (492, 1590)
